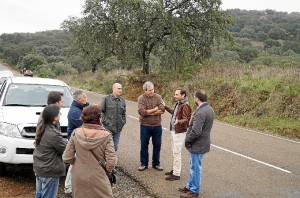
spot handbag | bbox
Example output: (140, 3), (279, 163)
(91, 149), (116, 186)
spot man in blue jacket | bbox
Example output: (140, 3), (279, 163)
(179, 90), (214, 198)
(67, 90), (88, 139)
(65, 90), (88, 196)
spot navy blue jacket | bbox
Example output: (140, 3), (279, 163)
(67, 101), (84, 139)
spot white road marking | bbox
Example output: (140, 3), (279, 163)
(212, 144), (292, 174)
(128, 114), (293, 174)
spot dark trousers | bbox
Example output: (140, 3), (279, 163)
(140, 125), (162, 167)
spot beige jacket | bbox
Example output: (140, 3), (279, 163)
(63, 124), (117, 198)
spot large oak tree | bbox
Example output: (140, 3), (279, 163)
(63, 0), (233, 74)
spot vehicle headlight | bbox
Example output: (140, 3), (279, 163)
(0, 122), (22, 138)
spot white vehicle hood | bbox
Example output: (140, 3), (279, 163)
(0, 106), (69, 126)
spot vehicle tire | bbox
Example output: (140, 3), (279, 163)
(0, 162), (6, 176)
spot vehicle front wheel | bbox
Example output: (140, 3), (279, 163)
(0, 162), (6, 176)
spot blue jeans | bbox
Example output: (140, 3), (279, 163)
(35, 176), (60, 198)
(112, 132), (121, 151)
(186, 153), (205, 194)
(140, 125), (162, 167)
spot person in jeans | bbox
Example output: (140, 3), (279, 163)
(137, 81), (165, 171)
(33, 104), (67, 198)
(179, 90), (214, 198)
(163, 89), (191, 181)
(100, 83), (126, 151)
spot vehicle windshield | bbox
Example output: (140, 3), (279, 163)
(3, 84), (73, 107)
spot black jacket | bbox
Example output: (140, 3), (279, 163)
(100, 94), (126, 134)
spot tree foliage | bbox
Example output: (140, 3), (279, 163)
(62, 0), (233, 74)
(215, 9), (300, 67)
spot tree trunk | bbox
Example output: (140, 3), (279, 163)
(142, 50), (150, 74)
(92, 64), (97, 73)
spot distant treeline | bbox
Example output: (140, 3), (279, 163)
(0, 8), (299, 78)
(213, 9), (300, 67)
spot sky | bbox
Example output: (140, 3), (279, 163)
(0, 0), (300, 34)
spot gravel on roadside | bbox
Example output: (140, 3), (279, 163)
(57, 166), (155, 198)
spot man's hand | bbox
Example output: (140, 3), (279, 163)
(174, 118), (179, 125)
(147, 107), (164, 115)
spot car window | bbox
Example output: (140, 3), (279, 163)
(3, 84), (73, 107)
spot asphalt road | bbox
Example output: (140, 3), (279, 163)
(85, 90), (300, 198)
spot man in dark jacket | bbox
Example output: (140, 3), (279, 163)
(179, 90), (214, 198)
(65, 90), (88, 195)
(100, 83), (126, 151)
(163, 89), (191, 181)
(67, 90), (88, 139)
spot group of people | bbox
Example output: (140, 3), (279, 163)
(33, 85), (124, 198)
(32, 80), (214, 198)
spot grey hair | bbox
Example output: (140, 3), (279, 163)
(143, 81), (154, 91)
(73, 90), (84, 100)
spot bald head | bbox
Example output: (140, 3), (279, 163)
(112, 83), (123, 97)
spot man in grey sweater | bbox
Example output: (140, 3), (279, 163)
(179, 90), (215, 198)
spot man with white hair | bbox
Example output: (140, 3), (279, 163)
(137, 81), (165, 171)
(101, 83), (126, 151)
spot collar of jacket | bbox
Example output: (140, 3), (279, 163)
(196, 102), (208, 110)
(72, 100), (85, 109)
(179, 96), (188, 105)
(110, 94), (121, 100)
(82, 123), (104, 130)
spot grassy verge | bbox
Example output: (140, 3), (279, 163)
(59, 63), (299, 139)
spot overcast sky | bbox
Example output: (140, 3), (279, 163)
(0, 0), (299, 34)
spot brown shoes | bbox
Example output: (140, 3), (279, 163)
(164, 170), (173, 175)
(165, 174), (180, 181)
(180, 191), (199, 198)
(178, 186), (190, 193)
(153, 165), (163, 171)
(138, 165), (148, 171)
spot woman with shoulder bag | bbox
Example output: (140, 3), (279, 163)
(63, 104), (117, 198)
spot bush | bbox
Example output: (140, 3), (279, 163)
(36, 62), (78, 77)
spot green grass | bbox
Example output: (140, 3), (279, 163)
(222, 115), (299, 138)
(60, 63), (300, 139)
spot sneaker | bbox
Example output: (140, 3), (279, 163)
(180, 191), (199, 198)
(138, 165), (148, 171)
(165, 174), (180, 181)
(164, 170), (173, 175)
(153, 165), (163, 171)
(178, 186), (190, 193)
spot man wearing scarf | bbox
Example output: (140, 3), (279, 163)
(163, 89), (192, 181)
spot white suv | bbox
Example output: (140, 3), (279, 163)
(0, 77), (73, 175)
